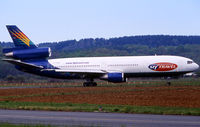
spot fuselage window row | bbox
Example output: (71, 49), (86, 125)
(56, 64), (138, 68)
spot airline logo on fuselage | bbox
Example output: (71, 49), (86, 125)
(148, 62), (178, 71)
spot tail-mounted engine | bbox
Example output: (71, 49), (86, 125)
(3, 47), (51, 60)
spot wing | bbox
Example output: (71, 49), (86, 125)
(42, 69), (107, 74)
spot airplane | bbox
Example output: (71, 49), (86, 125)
(2, 25), (199, 86)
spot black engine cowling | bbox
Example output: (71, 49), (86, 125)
(3, 47), (51, 60)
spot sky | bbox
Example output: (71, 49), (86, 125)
(0, 0), (200, 43)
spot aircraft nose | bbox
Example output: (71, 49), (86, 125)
(194, 63), (199, 70)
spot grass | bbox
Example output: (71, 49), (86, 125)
(0, 123), (97, 127)
(0, 101), (199, 116)
(1, 78), (200, 88)
(0, 123), (54, 127)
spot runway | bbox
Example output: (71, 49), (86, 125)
(0, 110), (199, 127)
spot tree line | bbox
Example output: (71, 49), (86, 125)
(0, 35), (200, 82)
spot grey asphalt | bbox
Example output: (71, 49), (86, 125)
(0, 110), (199, 127)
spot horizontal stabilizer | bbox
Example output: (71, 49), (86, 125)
(2, 59), (43, 69)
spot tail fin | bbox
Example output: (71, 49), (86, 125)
(6, 25), (37, 48)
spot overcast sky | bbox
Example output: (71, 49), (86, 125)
(1, 0), (200, 43)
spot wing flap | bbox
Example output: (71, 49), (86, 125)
(42, 69), (123, 74)
(42, 69), (106, 74)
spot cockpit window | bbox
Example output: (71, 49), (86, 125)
(187, 61), (193, 64)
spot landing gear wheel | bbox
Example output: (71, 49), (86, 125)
(83, 82), (87, 87)
(167, 81), (171, 86)
(93, 82), (97, 86)
(83, 82), (97, 87)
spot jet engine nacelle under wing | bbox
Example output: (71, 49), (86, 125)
(101, 73), (126, 83)
(3, 47), (51, 60)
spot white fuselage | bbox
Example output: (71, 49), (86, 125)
(48, 55), (199, 76)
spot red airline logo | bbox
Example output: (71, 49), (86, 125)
(148, 62), (178, 71)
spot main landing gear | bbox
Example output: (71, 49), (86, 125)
(166, 81), (171, 86)
(83, 82), (97, 87)
(83, 79), (97, 87)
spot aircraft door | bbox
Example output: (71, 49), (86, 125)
(140, 60), (148, 73)
(101, 62), (107, 71)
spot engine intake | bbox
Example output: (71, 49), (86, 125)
(101, 73), (126, 83)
